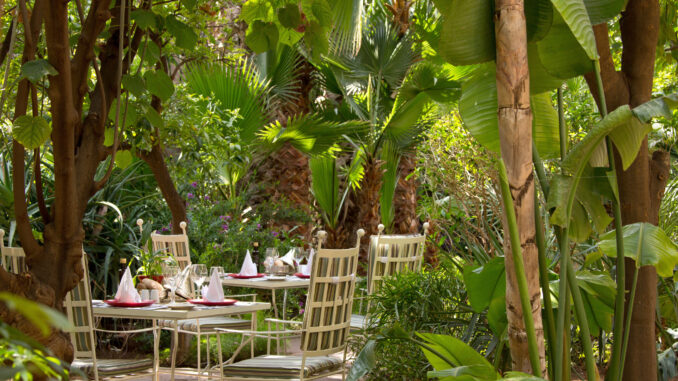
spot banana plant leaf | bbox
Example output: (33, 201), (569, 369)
(458, 63), (560, 159)
(549, 0), (598, 60)
(598, 222), (678, 277)
(434, 0), (495, 66)
(462, 257), (507, 335)
(417, 332), (496, 374)
(536, 10), (593, 79)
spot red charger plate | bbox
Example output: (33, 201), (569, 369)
(228, 273), (265, 279)
(294, 273), (310, 279)
(104, 300), (155, 308)
(188, 298), (238, 306)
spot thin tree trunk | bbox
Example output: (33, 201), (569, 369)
(583, 1), (663, 379)
(493, 0), (546, 375)
(392, 153), (419, 235)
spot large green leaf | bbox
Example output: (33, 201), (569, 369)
(537, 11), (593, 79)
(428, 365), (499, 380)
(122, 74), (146, 97)
(346, 339), (376, 381)
(584, 0), (626, 24)
(240, 0), (275, 23)
(436, 0), (495, 66)
(632, 93), (678, 123)
(130, 9), (158, 30)
(143, 70), (175, 101)
(12, 115), (51, 149)
(462, 257), (507, 335)
(21, 59), (57, 83)
(527, 43), (565, 94)
(246, 20), (279, 53)
(277, 3), (302, 28)
(549, 0), (598, 60)
(304, 21), (330, 60)
(459, 64), (559, 158)
(398, 63), (462, 104)
(417, 333), (496, 372)
(525, 0), (553, 42)
(609, 117), (652, 170)
(599, 222), (678, 277)
(576, 270), (615, 335)
(0, 292), (71, 336)
(165, 15), (198, 50)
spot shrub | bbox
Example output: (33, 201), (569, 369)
(350, 267), (494, 380)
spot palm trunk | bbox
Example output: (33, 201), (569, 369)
(346, 157), (383, 265)
(392, 153), (419, 234)
(583, 1), (665, 379)
(493, 0), (546, 375)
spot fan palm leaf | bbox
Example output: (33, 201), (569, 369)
(185, 61), (269, 144)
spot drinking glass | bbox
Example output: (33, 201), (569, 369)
(264, 248), (278, 274)
(293, 247), (305, 268)
(210, 266), (225, 277)
(163, 265), (180, 304)
(190, 264), (207, 298)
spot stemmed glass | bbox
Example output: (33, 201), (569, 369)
(190, 264), (208, 299)
(293, 247), (305, 269)
(264, 248), (278, 274)
(163, 265), (180, 305)
(210, 266), (225, 277)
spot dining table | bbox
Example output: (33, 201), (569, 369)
(220, 275), (310, 321)
(91, 300), (271, 381)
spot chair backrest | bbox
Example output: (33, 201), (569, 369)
(0, 230), (27, 274)
(149, 221), (191, 270)
(367, 222), (429, 296)
(64, 252), (98, 373)
(301, 229), (364, 358)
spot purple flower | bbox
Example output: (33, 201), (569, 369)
(272, 231), (279, 237)
(256, 224), (261, 230)
(191, 181), (198, 188)
(299, 301), (304, 307)
(187, 193), (194, 199)
(225, 215), (232, 221)
(300, 309), (305, 314)
(161, 227), (170, 233)
(219, 215), (226, 221)
(204, 195), (210, 201)
(221, 224), (229, 231)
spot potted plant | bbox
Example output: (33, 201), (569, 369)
(133, 248), (173, 283)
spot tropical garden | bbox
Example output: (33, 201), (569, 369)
(0, 0), (677, 380)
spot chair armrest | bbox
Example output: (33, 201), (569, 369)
(264, 318), (303, 326)
(94, 327), (157, 334)
(215, 328), (302, 335)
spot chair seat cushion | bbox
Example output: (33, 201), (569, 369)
(71, 357), (152, 377)
(350, 314), (366, 330)
(223, 355), (342, 378)
(159, 316), (251, 332)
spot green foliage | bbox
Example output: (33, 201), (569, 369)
(463, 257), (507, 335)
(12, 116), (51, 150)
(0, 293), (75, 380)
(598, 222), (678, 277)
(350, 269), (494, 380)
(20, 60), (57, 84)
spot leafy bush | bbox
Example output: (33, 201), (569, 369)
(350, 267), (495, 380)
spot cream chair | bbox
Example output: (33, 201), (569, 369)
(141, 219), (253, 379)
(215, 229), (364, 380)
(65, 254), (154, 380)
(351, 222), (429, 330)
(1, 229), (27, 274)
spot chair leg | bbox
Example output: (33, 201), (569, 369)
(171, 323), (178, 381)
(196, 331), (202, 379)
(206, 334), (211, 377)
(216, 332), (224, 381)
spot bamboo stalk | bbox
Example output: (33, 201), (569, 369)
(534, 190), (556, 378)
(498, 159), (542, 377)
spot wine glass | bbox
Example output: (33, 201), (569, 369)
(190, 264), (207, 298)
(163, 265), (180, 305)
(293, 247), (305, 266)
(264, 248), (278, 274)
(210, 266), (225, 277)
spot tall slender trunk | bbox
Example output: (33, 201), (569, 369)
(584, 1), (665, 379)
(392, 153), (419, 235)
(494, 0), (546, 374)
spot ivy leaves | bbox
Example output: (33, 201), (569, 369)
(130, 10), (198, 50)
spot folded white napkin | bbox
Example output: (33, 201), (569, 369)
(301, 249), (315, 276)
(115, 267), (142, 303)
(201, 271), (224, 302)
(239, 250), (258, 276)
(280, 249), (295, 267)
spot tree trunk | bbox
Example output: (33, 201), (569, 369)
(493, 0), (546, 375)
(392, 153), (419, 235)
(583, 1), (664, 379)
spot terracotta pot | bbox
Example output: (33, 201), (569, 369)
(138, 275), (164, 283)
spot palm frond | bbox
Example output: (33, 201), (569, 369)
(310, 156), (340, 229)
(257, 114), (369, 156)
(379, 92), (431, 151)
(185, 61), (269, 144)
(397, 62), (465, 105)
(254, 46), (304, 112)
(329, 0), (363, 55)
